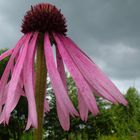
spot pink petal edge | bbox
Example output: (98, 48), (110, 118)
(54, 33), (99, 117)
(44, 33), (78, 130)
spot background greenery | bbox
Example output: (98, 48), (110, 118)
(0, 49), (140, 140)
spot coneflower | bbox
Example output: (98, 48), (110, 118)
(0, 3), (127, 139)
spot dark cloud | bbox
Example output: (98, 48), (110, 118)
(68, 0), (140, 46)
(0, 0), (139, 90)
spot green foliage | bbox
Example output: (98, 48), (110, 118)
(0, 97), (28, 140)
(109, 87), (140, 136)
(20, 131), (33, 140)
(98, 87), (140, 140)
(43, 76), (140, 140)
(0, 49), (140, 140)
(99, 133), (140, 140)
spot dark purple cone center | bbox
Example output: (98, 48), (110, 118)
(21, 3), (67, 35)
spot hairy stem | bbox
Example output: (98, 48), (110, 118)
(34, 34), (47, 140)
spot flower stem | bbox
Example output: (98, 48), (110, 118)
(34, 34), (47, 140)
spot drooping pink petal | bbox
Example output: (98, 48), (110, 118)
(0, 81), (25, 124)
(44, 33), (78, 130)
(18, 71), (24, 94)
(23, 33), (38, 129)
(30, 44), (50, 115)
(0, 48), (14, 61)
(0, 35), (26, 61)
(25, 119), (32, 130)
(1, 83), (9, 106)
(0, 35), (27, 112)
(78, 90), (89, 121)
(88, 81), (118, 104)
(54, 47), (89, 121)
(4, 88), (21, 124)
(54, 33), (99, 117)
(56, 102), (70, 131)
(56, 46), (67, 90)
(4, 34), (32, 122)
(61, 37), (118, 104)
(0, 109), (5, 124)
(61, 36), (127, 106)
(2, 81), (25, 108)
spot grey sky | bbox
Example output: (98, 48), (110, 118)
(0, 0), (139, 92)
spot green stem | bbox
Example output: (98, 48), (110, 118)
(34, 34), (47, 140)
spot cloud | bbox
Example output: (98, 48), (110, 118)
(0, 0), (139, 91)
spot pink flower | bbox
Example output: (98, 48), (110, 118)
(0, 3), (127, 131)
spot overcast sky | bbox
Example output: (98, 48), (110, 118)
(0, 0), (139, 92)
